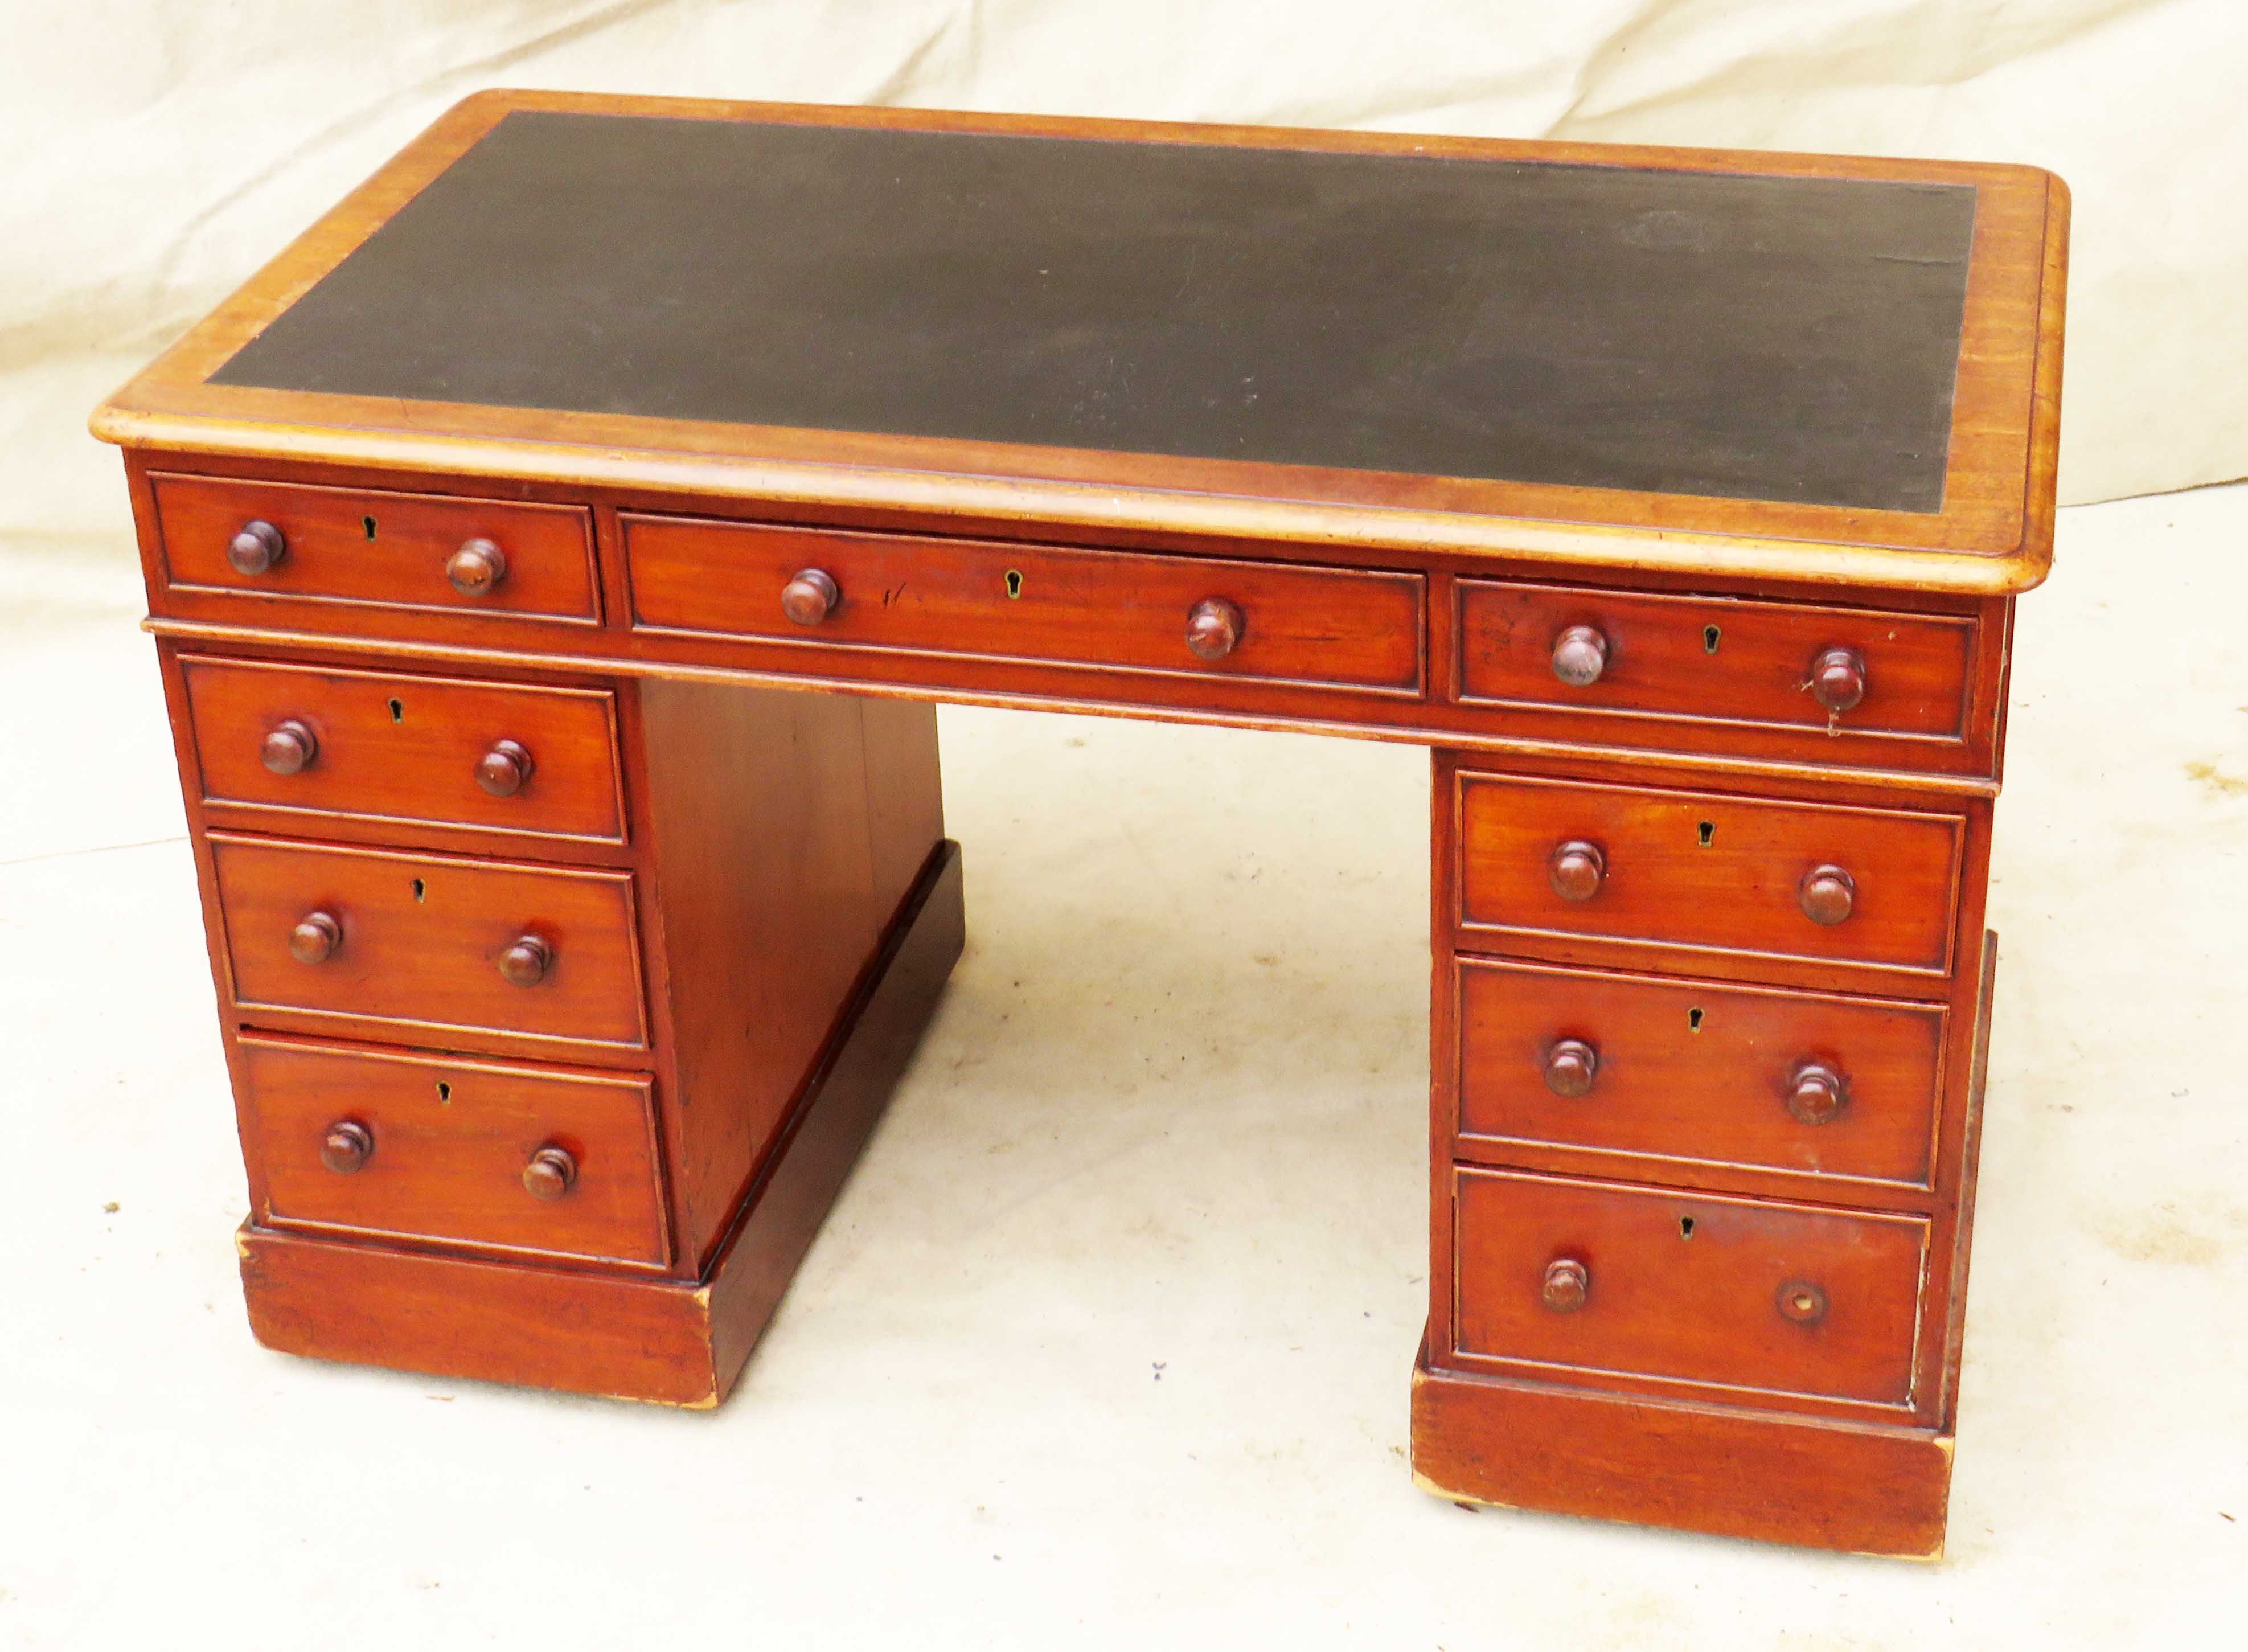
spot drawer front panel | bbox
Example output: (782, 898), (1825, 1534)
(152, 473), (598, 624)
(240, 1036), (666, 1266)
(1457, 957), (1946, 1188)
(182, 656), (625, 842)
(1457, 579), (1975, 742)
(623, 515), (1425, 695)
(211, 835), (647, 1051)
(1457, 771), (1963, 977)
(1453, 1167), (1927, 1406)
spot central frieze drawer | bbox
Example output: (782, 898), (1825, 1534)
(209, 835), (648, 1052)
(622, 515), (1426, 695)
(1452, 1167), (1927, 1408)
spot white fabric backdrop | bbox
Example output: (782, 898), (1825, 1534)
(9, 0), (2245, 528)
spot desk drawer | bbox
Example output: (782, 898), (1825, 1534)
(1456, 771), (1963, 979)
(240, 1036), (666, 1267)
(1457, 580), (1975, 744)
(210, 835), (647, 1052)
(181, 657), (625, 843)
(1455, 957), (1946, 1188)
(622, 515), (1425, 695)
(151, 473), (598, 625)
(1452, 1167), (1927, 1407)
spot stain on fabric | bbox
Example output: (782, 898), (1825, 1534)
(2184, 759), (2248, 798)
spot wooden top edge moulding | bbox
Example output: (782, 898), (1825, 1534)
(91, 88), (2071, 596)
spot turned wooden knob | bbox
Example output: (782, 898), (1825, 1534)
(1548, 839), (1605, 902)
(289, 910), (342, 964)
(1542, 1258), (1590, 1313)
(522, 1145), (578, 1201)
(1185, 597), (1245, 660)
(1544, 1038), (1599, 1097)
(497, 933), (553, 987)
(227, 519), (286, 576)
(1786, 1061), (1849, 1126)
(319, 1120), (373, 1174)
(1809, 646), (1867, 713)
(445, 537), (507, 596)
(475, 739), (535, 797)
(1777, 1281), (1828, 1323)
(1799, 864), (1856, 925)
(260, 719), (318, 775)
(781, 568), (839, 625)
(1550, 624), (1609, 687)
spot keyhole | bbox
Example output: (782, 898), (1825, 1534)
(436, 1081), (452, 1104)
(362, 515), (378, 541)
(1697, 820), (1716, 848)
(1004, 569), (1024, 600)
(387, 698), (404, 723)
(411, 878), (426, 902)
(1688, 1007), (1704, 1032)
(1703, 624), (1722, 654)
(1679, 1217), (1696, 1240)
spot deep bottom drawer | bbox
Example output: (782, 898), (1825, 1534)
(1452, 1166), (1927, 1407)
(240, 1036), (668, 1267)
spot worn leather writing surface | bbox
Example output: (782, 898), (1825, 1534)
(214, 110), (1977, 512)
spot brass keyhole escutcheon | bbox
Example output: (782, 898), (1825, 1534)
(1703, 624), (1722, 654)
(1004, 569), (1024, 599)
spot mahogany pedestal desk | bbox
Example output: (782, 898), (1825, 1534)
(91, 92), (2067, 1559)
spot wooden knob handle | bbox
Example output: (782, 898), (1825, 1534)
(445, 538), (508, 596)
(1544, 1038), (1599, 1097)
(475, 739), (535, 797)
(497, 933), (553, 987)
(289, 910), (342, 964)
(1548, 839), (1605, 902)
(227, 520), (286, 576)
(1185, 597), (1245, 660)
(1786, 1062), (1849, 1126)
(522, 1144), (579, 1201)
(1777, 1280), (1828, 1323)
(1542, 1258), (1590, 1313)
(260, 719), (318, 776)
(1798, 864), (1856, 925)
(1550, 624), (1609, 687)
(319, 1119), (373, 1174)
(1809, 646), (1867, 713)
(781, 568), (840, 625)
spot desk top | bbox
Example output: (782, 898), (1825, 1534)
(93, 91), (2068, 596)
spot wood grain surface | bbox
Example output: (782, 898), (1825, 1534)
(208, 833), (649, 1052)
(1454, 956), (1947, 1191)
(151, 471), (599, 625)
(180, 654), (625, 842)
(239, 1034), (667, 1267)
